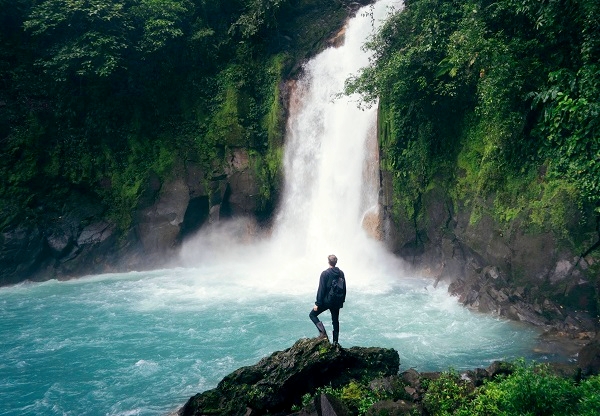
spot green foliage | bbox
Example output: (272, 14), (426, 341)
(262, 54), (287, 146)
(301, 392), (313, 408)
(252, 53), (286, 209)
(577, 376), (600, 416)
(230, 0), (288, 39)
(2, 0), (312, 231)
(130, 0), (193, 53)
(417, 360), (600, 416)
(208, 70), (247, 147)
(534, 66), (600, 213)
(455, 360), (583, 416)
(24, 0), (131, 80)
(422, 370), (472, 416)
(349, 0), (599, 241)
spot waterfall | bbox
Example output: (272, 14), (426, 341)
(270, 0), (404, 279)
(179, 0), (406, 292)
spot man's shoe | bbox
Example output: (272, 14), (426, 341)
(315, 322), (328, 340)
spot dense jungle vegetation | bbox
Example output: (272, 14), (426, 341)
(0, 0), (357, 231)
(1, 0), (598, 246)
(347, 0), (599, 249)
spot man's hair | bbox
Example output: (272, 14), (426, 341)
(328, 254), (338, 267)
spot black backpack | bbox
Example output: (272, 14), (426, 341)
(325, 273), (345, 306)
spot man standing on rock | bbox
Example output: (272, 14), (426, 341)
(309, 254), (346, 346)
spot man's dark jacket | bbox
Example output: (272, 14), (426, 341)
(315, 267), (346, 308)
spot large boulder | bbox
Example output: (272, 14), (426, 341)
(578, 333), (600, 376)
(0, 225), (44, 285)
(179, 338), (400, 416)
(135, 177), (190, 254)
(222, 149), (261, 217)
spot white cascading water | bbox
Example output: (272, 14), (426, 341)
(272, 4), (386, 255)
(178, 0), (407, 295)
(202, 0), (403, 290)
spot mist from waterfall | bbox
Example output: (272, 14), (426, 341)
(179, 0), (405, 293)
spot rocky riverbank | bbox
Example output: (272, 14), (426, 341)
(380, 176), (599, 345)
(176, 336), (600, 416)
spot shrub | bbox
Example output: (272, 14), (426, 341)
(422, 370), (472, 416)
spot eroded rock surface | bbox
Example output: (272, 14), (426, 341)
(179, 338), (399, 416)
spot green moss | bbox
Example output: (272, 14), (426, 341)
(250, 145), (283, 212)
(208, 84), (246, 147)
(262, 54), (287, 147)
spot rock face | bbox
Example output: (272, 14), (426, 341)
(179, 337), (400, 416)
(578, 333), (600, 376)
(0, 225), (45, 285)
(380, 176), (600, 339)
(0, 151), (267, 285)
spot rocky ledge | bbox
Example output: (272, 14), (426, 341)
(177, 337), (600, 416)
(179, 337), (399, 416)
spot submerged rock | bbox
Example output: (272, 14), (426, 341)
(179, 338), (399, 416)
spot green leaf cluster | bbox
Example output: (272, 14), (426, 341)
(422, 369), (472, 415)
(347, 0), (600, 239)
(2, 0), (331, 230)
(422, 360), (600, 416)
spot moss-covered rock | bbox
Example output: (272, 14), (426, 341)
(180, 338), (399, 416)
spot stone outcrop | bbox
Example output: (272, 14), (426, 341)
(177, 338), (594, 416)
(380, 175), (600, 340)
(179, 337), (400, 416)
(578, 333), (600, 376)
(0, 224), (45, 285)
(0, 149), (267, 285)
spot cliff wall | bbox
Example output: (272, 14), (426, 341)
(0, 0), (373, 286)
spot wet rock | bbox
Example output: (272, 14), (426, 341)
(366, 400), (417, 416)
(77, 221), (114, 246)
(0, 225), (44, 285)
(486, 361), (514, 379)
(135, 177), (190, 253)
(578, 334), (600, 376)
(369, 376), (403, 395)
(221, 149), (261, 217)
(399, 368), (420, 388)
(315, 393), (350, 416)
(463, 368), (490, 387)
(185, 163), (207, 199)
(180, 338), (399, 416)
(403, 386), (418, 401)
(46, 229), (72, 257)
(551, 259), (573, 283)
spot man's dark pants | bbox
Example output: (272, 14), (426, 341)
(309, 305), (340, 342)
